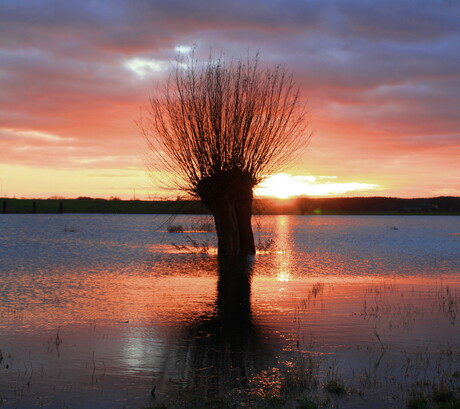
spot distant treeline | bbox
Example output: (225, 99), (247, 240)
(2, 196), (460, 215)
(254, 196), (460, 215)
(0, 198), (208, 215)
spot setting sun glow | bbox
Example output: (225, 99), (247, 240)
(255, 173), (379, 199)
(2, 1), (459, 200)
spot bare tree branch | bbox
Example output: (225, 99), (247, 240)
(142, 53), (310, 196)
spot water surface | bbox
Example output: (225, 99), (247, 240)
(0, 214), (459, 408)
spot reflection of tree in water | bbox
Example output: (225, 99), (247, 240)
(155, 257), (275, 406)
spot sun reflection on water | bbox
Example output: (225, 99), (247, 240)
(273, 215), (294, 282)
(276, 271), (291, 281)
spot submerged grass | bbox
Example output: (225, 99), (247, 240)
(167, 220), (214, 253)
(324, 379), (347, 396)
(407, 387), (460, 409)
(171, 235), (210, 254)
(167, 224), (184, 233)
(167, 223), (215, 233)
(256, 237), (276, 252)
(141, 280), (460, 409)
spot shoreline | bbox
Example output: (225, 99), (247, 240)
(1, 197), (459, 216)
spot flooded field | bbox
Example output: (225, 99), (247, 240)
(0, 214), (459, 408)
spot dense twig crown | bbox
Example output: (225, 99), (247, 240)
(143, 54), (308, 194)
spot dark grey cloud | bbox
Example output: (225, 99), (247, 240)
(335, 0), (460, 42)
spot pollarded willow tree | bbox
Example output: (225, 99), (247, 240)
(143, 54), (309, 256)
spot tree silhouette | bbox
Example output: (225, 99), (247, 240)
(143, 54), (309, 256)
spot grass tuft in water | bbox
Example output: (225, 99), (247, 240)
(167, 223), (215, 233)
(407, 396), (428, 409)
(172, 236), (210, 254)
(407, 380), (460, 409)
(296, 397), (320, 409)
(324, 379), (347, 396)
(141, 405), (169, 409)
(167, 224), (184, 233)
(281, 355), (319, 394)
(256, 237), (276, 252)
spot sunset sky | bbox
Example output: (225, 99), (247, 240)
(1, 0), (459, 199)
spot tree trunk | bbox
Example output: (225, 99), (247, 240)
(197, 170), (256, 256)
(216, 256), (253, 324)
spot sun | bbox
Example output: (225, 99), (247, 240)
(255, 173), (313, 199)
(255, 173), (380, 199)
